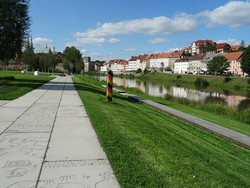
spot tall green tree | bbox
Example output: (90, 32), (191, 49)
(75, 59), (84, 74)
(241, 45), (250, 75)
(63, 59), (69, 72)
(63, 46), (82, 73)
(239, 40), (246, 51)
(204, 45), (217, 53)
(207, 55), (229, 74)
(22, 37), (37, 70)
(0, 0), (31, 61)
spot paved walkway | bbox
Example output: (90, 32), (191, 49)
(0, 76), (120, 188)
(111, 87), (250, 150)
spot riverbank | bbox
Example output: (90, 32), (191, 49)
(73, 75), (250, 188)
(141, 72), (250, 90)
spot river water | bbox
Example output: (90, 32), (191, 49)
(93, 76), (250, 109)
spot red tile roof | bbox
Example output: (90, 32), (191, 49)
(224, 51), (243, 61)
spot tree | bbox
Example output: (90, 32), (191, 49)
(204, 45), (217, 53)
(63, 59), (69, 72)
(75, 59), (84, 74)
(136, 68), (142, 74)
(207, 55), (229, 74)
(0, 0), (31, 61)
(47, 49), (56, 69)
(63, 46), (82, 73)
(241, 45), (250, 75)
(239, 40), (246, 51)
(0, 59), (9, 70)
(22, 37), (37, 70)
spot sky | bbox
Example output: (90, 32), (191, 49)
(29, 0), (250, 61)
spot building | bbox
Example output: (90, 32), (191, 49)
(148, 53), (171, 70)
(84, 56), (95, 72)
(231, 45), (241, 51)
(191, 40), (216, 55)
(201, 52), (226, 71)
(169, 51), (184, 70)
(108, 59), (129, 72)
(216, 43), (231, 53)
(224, 51), (244, 76)
(187, 54), (206, 73)
(174, 59), (189, 74)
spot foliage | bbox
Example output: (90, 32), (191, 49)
(207, 55), (230, 74)
(194, 77), (209, 86)
(127, 87), (143, 94)
(143, 68), (148, 74)
(63, 59), (69, 71)
(204, 44), (216, 53)
(63, 46), (82, 73)
(224, 76), (231, 83)
(176, 75), (182, 79)
(0, 0), (31, 61)
(164, 93), (174, 101)
(0, 79), (9, 86)
(234, 85), (241, 90)
(241, 45), (250, 75)
(22, 45), (37, 70)
(248, 79), (250, 85)
(75, 59), (84, 74)
(0, 59), (9, 70)
(136, 68), (142, 74)
(166, 66), (172, 71)
(239, 40), (246, 51)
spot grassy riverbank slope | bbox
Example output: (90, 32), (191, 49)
(0, 71), (53, 100)
(141, 73), (250, 90)
(73, 75), (250, 188)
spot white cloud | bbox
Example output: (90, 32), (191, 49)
(149, 38), (170, 44)
(81, 49), (87, 54)
(216, 38), (240, 45)
(108, 38), (122, 43)
(76, 38), (106, 46)
(33, 37), (53, 47)
(198, 1), (250, 28)
(75, 14), (196, 38)
(124, 48), (136, 52)
(165, 48), (179, 52)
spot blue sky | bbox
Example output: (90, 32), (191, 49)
(30, 0), (250, 60)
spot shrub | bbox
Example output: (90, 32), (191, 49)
(233, 85), (241, 90)
(248, 79), (250, 84)
(0, 79), (9, 86)
(0, 76), (15, 80)
(177, 75), (182, 79)
(136, 68), (142, 74)
(164, 93), (174, 101)
(178, 98), (190, 105)
(194, 77), (209, 86)
(224, 76), (231, 83)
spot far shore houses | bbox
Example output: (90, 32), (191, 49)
(92, 40), (247, 76)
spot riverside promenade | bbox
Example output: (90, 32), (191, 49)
(0, 76), (120, 188)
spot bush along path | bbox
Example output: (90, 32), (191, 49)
(73, 76), (250, 188)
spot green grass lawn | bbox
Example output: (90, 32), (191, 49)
(73, 75), (250, 188)
(116, 86), (250, 137)
(0, 70), (53, 100)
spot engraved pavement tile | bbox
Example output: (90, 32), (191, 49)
(57, 105), (87, 117)
(0, 133), (50, 188)
(37, 160), (120, 188)
(0, 122), (13, 133)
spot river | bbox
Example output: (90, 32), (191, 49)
(93, 76), (250, 109)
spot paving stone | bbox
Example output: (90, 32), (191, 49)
(57, 105), (88, 117)
(37, 160), (120, 188)
(60, 95), (83, 106)
(0, 133), (50, 188)
(3, 96), (38, 108)
(0, 122), (12, 133)
(45, 117), (107, 161)
(0, 107), (27, 122)
(0, 100), (10, 107)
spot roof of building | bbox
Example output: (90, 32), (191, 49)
(231, 45), (241, 51)
(169, 51), (184, 58)
(194, 40), (216, 46)
(224, 51), (244, 61)
(216, 43), (230, 49)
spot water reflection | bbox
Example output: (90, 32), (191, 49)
(93, 76), (249, 108)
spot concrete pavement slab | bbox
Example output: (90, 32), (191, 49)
(46, 117), (107, 161)
(57, 105), (88, 117)
(0, 133), (50, 188)
(0, 122), (12, 133)
(0, 107), (27, 121)
(0, 100), (10, 107)
(37, 160), (120, 188)
(60, 94), (83, 106)
(3, 96), (39, 108)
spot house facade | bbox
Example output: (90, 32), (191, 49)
(224, 51), (244, 76)
(216, 43), (231, 53)
(191, 40), (216, 55)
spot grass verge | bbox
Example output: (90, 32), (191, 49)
(73, 75), (250, 188)
(0, 70), (53, 100)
